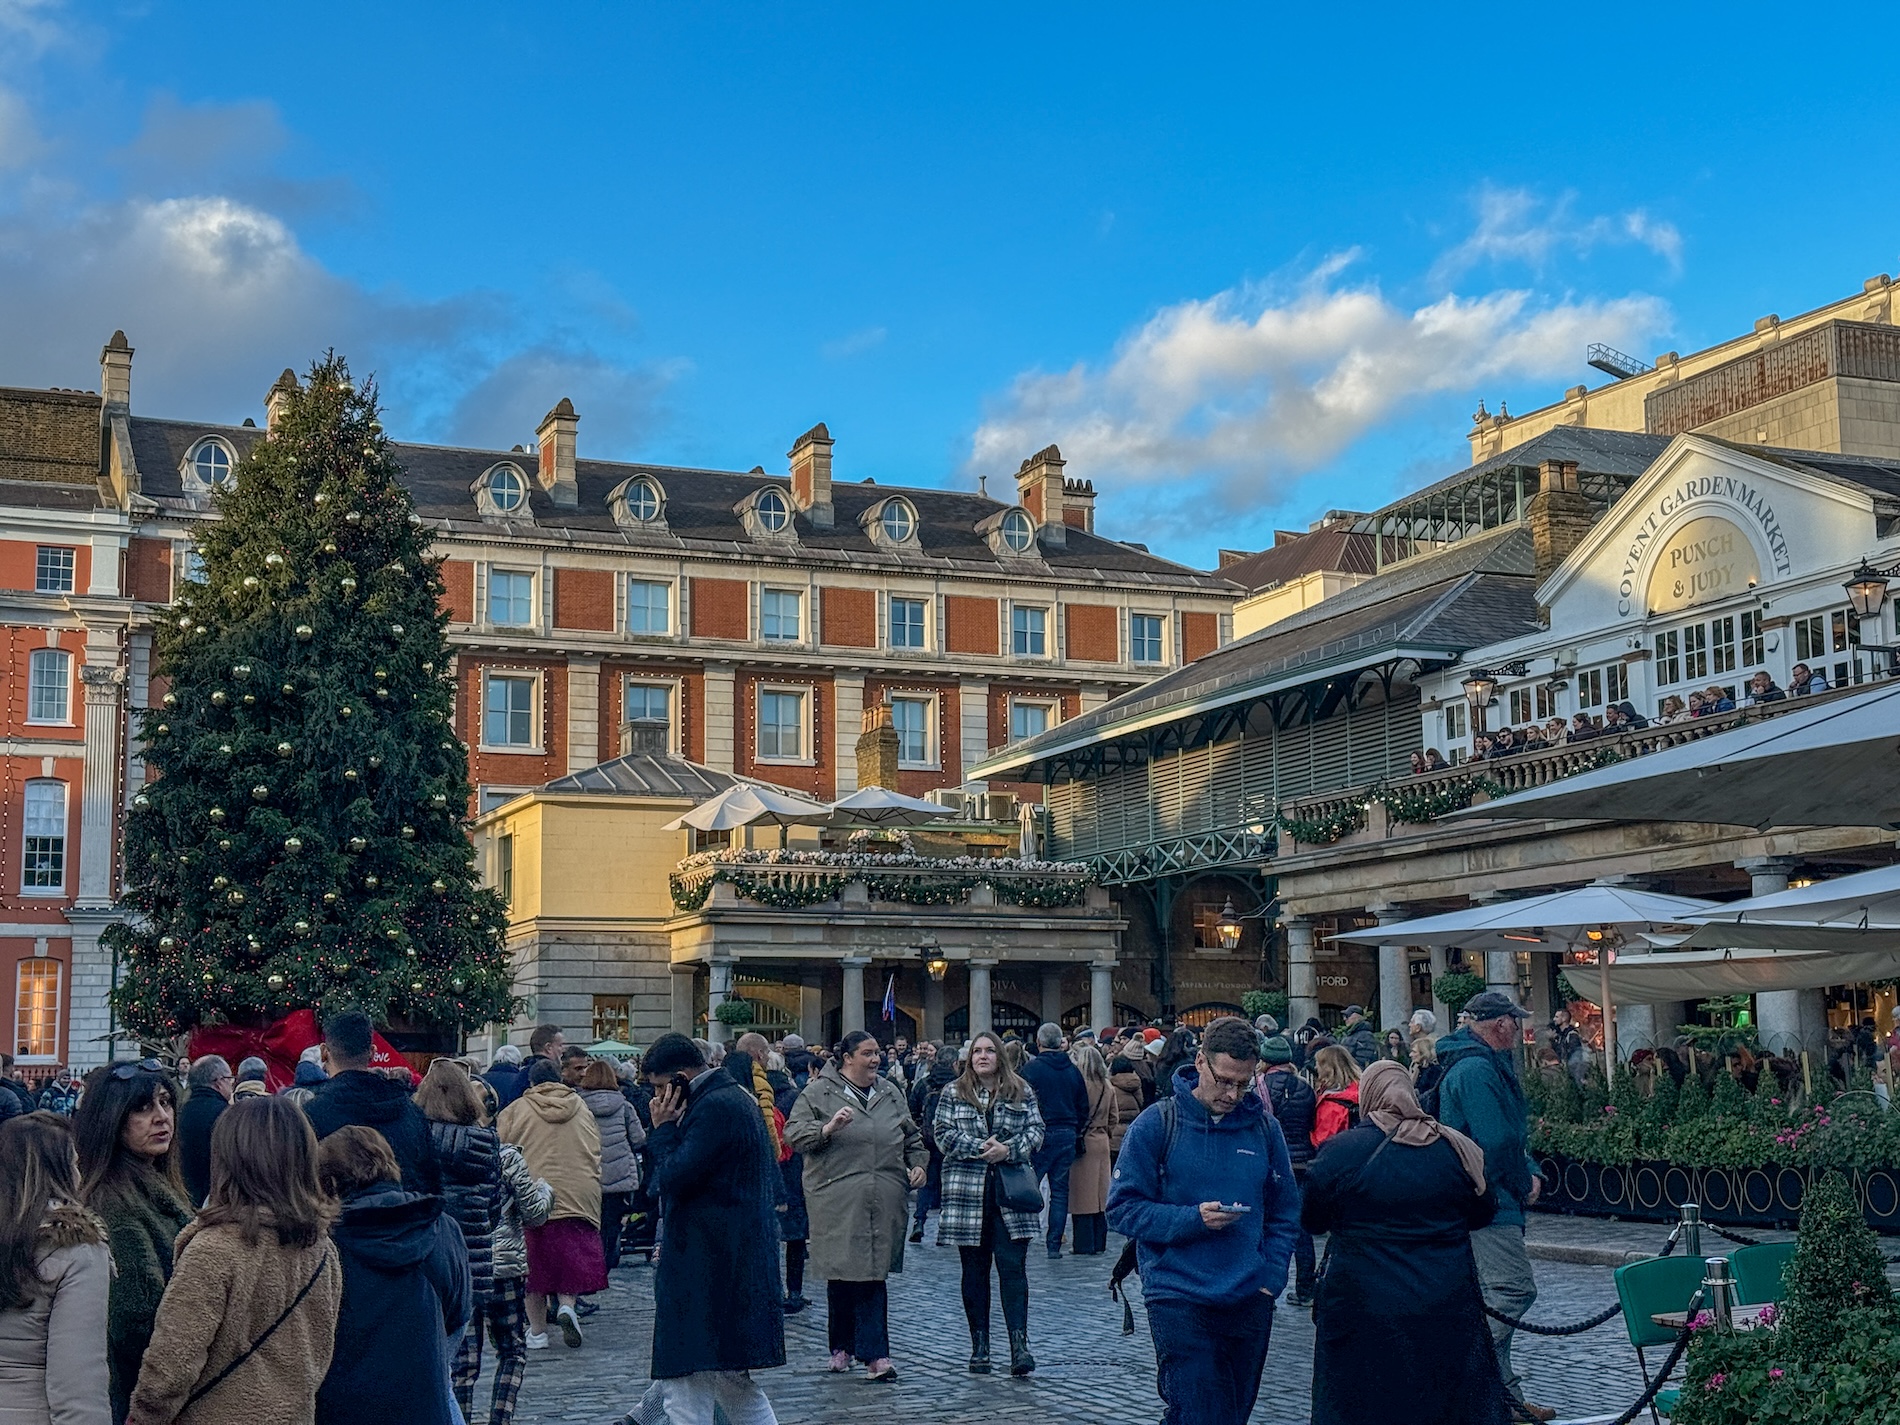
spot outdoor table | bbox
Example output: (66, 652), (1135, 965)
(1651, 1303), (1773, 1331)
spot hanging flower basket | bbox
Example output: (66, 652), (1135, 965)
(713, 998), (754, 1026)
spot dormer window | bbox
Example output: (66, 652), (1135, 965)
(880, 499), (915, 543)
(738, 486), (798, 542)
(609, 475), (669, 532)
(1001, 509), (1035, 552)
(181, 437), (237, 497)
(757, 489), (791, 533)
(978, 506), (1040, 558)
(474, 463), (533, 521)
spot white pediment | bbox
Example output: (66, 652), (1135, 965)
(1538, 436), (1879, 628)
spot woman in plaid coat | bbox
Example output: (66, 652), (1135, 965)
(933, 1031), (1046, 1378)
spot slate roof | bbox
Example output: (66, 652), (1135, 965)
(536, 750), (745, 800)
(1713, 440), (1900, 507)
(1370, 427), (1672, 517)
(125, 415), (1229, 589)
(976, 526), (1542, 779)
(1215, 527), (1382, 594)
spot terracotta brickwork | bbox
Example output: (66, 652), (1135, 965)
(819, 586), (877, 648)
(0, 539), (90, 595)
(944, 595), (999, 655)
(1064, 604), (1119, 663)
(124, 538), (172, 604)
(864, 678), (961, 793)
(1182, 610), (1220, 662)
(733, 670), (832, 799)
(458, 655), (568, 791)
(553, 567), (616, 632)
(597, 661), (705, 762)
(439, 560), (476, 624)
(690, 577), (749, 640)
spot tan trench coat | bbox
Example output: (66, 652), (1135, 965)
(783, 1064), (926, 1283)
(1068, 1077), (1118, 1217)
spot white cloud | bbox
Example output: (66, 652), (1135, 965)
(0, 81), (678, 454)
(966, 260), (1670, 521)
(1434, 185), (1682, 281)
(820, 325), (887, 360)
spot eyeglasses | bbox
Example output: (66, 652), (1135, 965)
(110, 1058), (168, 1080)
(1204, 1069), (1254, 1095)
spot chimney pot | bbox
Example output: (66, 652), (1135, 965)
(535, 399), (580, 508)
(1014, 444), (1067, 548)
(1526, 460), (1593, 581)
(265, 369), (299, 433)
(788, 422), (834, 528)
(99, 332), (134, 410)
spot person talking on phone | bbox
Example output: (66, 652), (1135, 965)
(782, 1030), (927, 1384)
(637, 1032), (785, 1425)
(1107, 1015), (1299, 1425)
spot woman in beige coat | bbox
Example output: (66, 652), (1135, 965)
(783, 1031), (926, 1383)
(126, 1097), (342, 1425)
(1066, 1043), (1117, 1254)
(497, 1059), (603, 1350)
(0, 1112), (112, 1425)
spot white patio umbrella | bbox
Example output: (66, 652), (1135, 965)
(662, 783), (833, 833)
(827, 786), (960, 828)
(1681, 860), (1900, 930)
(1445, 681), (1900, 831)
(1330, 882), (1722, 1075)
(1598, 944), (1900, 1003)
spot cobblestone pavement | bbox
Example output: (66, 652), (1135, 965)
(492, 1229), (1660, 1425)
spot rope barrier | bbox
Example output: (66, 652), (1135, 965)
(1597, 1295), (1703, 1425)
(1704, 1222), (1764, 1248)
(1482, 1298), (1625, 1336)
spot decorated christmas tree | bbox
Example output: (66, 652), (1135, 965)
(107, 355), (515, 1040)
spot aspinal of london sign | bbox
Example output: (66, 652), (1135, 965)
(1617, 473), (1793, 617)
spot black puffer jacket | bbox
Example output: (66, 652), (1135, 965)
(428, 1121), (501, 1299)
(1262, 1068), (1317, 1167)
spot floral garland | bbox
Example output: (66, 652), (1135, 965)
(669, 846), (1096, 913)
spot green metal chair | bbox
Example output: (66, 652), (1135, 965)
(1732, 1240), (1797, 1306)
(1614, 1255), (1709, 1424)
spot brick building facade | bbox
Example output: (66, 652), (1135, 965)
(0, 338), (1238, 1067)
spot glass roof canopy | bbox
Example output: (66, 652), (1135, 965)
(1354, 459), (1641, 571)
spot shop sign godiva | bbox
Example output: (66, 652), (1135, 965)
(1644, 514), (1762, 614)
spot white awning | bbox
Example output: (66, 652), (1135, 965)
(1592, 944), (1900, 1003)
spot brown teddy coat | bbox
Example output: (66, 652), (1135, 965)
(125, 1221), (341, 1425)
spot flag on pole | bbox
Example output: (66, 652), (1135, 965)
(881, 973), (896, 1022)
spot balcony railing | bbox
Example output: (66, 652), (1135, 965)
(669, 850), (1097, 914)
(1275, 681), (1879, 850)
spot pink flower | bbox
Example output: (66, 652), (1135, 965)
(1769, 1369), (1784, 1379)
(1707, 1372), (1728, 1390)
(1757, 1304), (1778, 1325)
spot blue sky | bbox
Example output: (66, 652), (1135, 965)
(2, 2), (1895, 566)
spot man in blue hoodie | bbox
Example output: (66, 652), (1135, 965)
(1436, 990), (1552, 1423)
(1108, 1016), (1299, 1425)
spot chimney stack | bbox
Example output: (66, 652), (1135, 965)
(535, 398), (579, 508)
(1014, 444), (1067, 548)
(788, 423), (834, 528)
(856, 702), (900, 790)
(1061, 476), (1095, 533)
(99, 331), (133, 410)
(265, 368), (299, 433)
(1527, 459), (1593, 582)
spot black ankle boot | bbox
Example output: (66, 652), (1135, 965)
(1008, 1328), (1035, 1376)
(968, 1329), (991, 1373)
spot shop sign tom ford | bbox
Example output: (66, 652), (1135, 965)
(1617, 474), (1792, 617)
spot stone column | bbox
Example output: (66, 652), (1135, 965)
(1428, 945), (1451, 1034)
(707, 959), (736, 1045)
(670, 963), (699, 1036)
(1286, 918), (1319, 1030)
(799, 972), (825, 1044)
(923, 971), (946, 1042)
(1739, 857), (1825, 1056)
(1090, 961), (1116, 1031)
(1371, 903), (1413, 1034)
(832, 674), (864, 794)
(69, 662), (127, 1068)
(702, 662), (736, 772)
(1040, 967), (1065, 1027)
(1468, 890), (1519, 1001)
(968, 958), (996, 1039)
(565, 658), (600, 772)
(840, 956), (869, 1036)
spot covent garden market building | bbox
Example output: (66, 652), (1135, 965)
(977, 422), (1900, 1062)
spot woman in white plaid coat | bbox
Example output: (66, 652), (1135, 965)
(932, 1031), (1046, 1378)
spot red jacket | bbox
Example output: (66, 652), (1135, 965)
(1311, 1083), (1361, 1148)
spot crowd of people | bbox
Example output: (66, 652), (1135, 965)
(0, 997), (1562, 1425)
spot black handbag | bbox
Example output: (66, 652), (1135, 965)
(985, 1101), (1045, 1212)
(992, 1160), (1045, 1213)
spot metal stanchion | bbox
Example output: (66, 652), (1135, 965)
(1680, 1201), (1702, 1260)
(1703, 1255), (1737, 1331)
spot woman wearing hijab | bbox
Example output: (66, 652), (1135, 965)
(1300, 1060), (1512, 1425)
